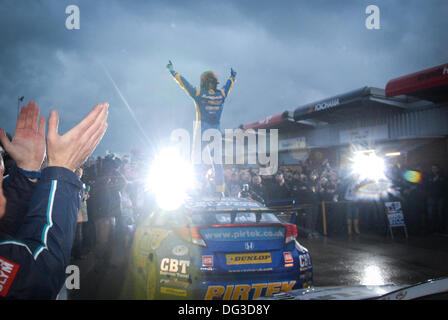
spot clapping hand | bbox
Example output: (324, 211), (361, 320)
(0, 101), (46, 172)
(46, 103), (109, 172)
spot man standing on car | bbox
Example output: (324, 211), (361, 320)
(167, 60), (236, 194)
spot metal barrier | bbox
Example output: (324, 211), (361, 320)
(270, 199), (407, 238)
(266, 199), (351, 236)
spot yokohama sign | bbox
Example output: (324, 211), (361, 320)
(308, 98), (340, 113)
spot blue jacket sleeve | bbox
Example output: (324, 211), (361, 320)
(0, 165), (37, 236)
(0, 166), (82, 299)
(170, 70), (199, 98)
(221, 76), (235, 98)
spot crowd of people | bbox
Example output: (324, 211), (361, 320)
(1, 101), (446, 300)
(55, 148), (448, 259)
(70, 152), (146, 262)
(221, 157), (447, 238)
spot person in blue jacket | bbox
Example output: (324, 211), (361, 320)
(167, 60), (236, 193)
(0, 164), (37, 236)
(0, 101), (109, 299)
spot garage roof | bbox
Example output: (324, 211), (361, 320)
(292, 87), (408, 123)
(385, 63), (448, 103)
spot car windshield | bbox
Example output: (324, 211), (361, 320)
(190, 211), (281, 226)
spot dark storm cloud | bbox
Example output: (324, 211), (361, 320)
(0, 0), (447, 155)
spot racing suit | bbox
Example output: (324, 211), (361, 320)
(0, 165), (37, 236)
(170, 70), (235, 193)
(0, 166), (82, 299)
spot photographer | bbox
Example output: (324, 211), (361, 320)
(238, 183), (265, 203)
(251, 174), (267, 202)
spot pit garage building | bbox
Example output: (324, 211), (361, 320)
(241, 62), (448, 172)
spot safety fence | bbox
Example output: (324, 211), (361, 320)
(268, 199), (407, 238)
(266, 200), (358, 236)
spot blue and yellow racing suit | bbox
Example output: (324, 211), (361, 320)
(170, 70), (235, 192)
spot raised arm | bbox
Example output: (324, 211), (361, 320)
(0, 102), (108, 299)
(0, 101), (45, 236)
(221, 68), (237, 98)
(167, 60), (199, 98)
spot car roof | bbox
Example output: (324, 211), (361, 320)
(183, 197), (268, 213)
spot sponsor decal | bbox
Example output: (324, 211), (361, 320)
(160, 258), (190, 279)
(200, 267), (215, 271)
(226, 253), (272, 265)
(204, 281), (296, 300)
(160, 258), (190, 273)
(0, 256), (20, 297)
(244, 242), (254, 250)
(201, 227), (284, 242)
(172, 245), (189, 256)
(228, 268), (273, 273)
(202, 255), (213, 267)
(160, 279), (190, 288)
(299, 253), (312, 270)
(308, 98), (340, 113)
(201, 94), (222, 100)
(160, 286), (187, 297)
(395, 291), (407, 300)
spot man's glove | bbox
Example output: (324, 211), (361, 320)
(167, 60), (175, 73)
(230, 68), (237, 78)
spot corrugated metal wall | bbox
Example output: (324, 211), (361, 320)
(293, 106), (448, 148)
(389, 107), (448, 139)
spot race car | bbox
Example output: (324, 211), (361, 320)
(260, 278), (448, 300)
(122, 197), (313, 300)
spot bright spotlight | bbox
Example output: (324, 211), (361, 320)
(351, 152), (386, 181)
(146, 147), (195, 211)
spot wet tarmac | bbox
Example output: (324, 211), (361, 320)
(299, 232), (448, 287)
(68, 232), (448, 299)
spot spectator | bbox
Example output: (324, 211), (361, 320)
(250, 174), (266, 202)
(0, 132), (15, 176)
(239, 170), (251, 185)
(72, 167), (89, 260)
(425, 164), (446, 234)
(120, 188), (135, 248)
(344, 176), (361, 235)
(226, 172), (241, 198)
(291, 171), (320, 238)
(0, 102), (44, 236)
(266, 172), (291, 202)
(319, 176), (336, 202)
(0, 101), (108, 299)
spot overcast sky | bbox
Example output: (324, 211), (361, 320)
(0, 0), (447, 155)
